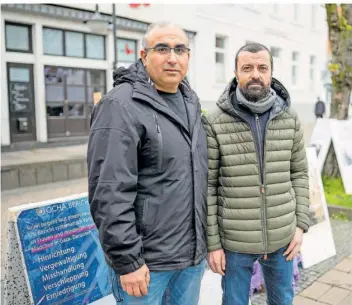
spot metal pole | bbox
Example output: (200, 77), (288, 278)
(112, 3), (117, 70)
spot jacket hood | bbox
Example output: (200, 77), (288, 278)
(216, 77), (291, 116)
(113, 59), (151, 87)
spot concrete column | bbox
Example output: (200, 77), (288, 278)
(1, 17), (11, 146)
(33, 22), (48, 143)
(106, 28), (115, 91)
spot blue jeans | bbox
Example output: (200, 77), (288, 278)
(222, 247), (294, 305)
(111, 260), (206, 305)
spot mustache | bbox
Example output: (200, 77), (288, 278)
(246, 80), (264, 87)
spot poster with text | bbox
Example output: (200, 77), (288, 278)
(15, 194), (114, 305)
(309, 118), (332, 173)
(300, 148), (336, 269)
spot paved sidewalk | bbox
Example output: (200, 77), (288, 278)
(251, 219), (352, 305)
(294, 256), (352, 304)
(1, 144), (87, 167)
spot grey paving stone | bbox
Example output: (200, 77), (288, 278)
(300, 282), (332, 300)
(18, 166), (36, 187)
(68, 162), (84, 180)
(1, 169), (19, 190)
(52, 163), (68, 182)
(318, 287), (350, 305)
(36, 165), (53, 185)
(251, 220), (352, 305)
(334, 259), (352, 273)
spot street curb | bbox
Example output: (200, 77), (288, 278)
(327, 204), (352, 221)
(1, 158), (87, 190)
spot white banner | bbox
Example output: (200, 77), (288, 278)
(300, 148), (336, 269)
(331, 119), (352, 194)
(309, 118), (332, 173)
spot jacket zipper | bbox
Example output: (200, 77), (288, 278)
(153, 114), (163, 172)
(229, 110), (268, 255)
(255, 114), (268, 258)
(229, 105), (285, 258)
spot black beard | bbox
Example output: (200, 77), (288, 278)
(240, 82), (270, 102)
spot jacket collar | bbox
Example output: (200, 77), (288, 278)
(216, 77), (291, 119)
(129, 60), (200, 143)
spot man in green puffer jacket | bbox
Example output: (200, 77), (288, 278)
(203, 43), (310, 305)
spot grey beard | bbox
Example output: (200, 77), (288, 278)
(240, 86), (271, 102)
(236, 86), (277, 114)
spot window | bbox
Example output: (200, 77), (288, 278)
(216, 37), (225, 49)
(309, 55), (316, 90)
(86, 34), (105, 59)
(65, 31), (84, 58)
(293, 4), (299, 21)
(45, 67), (65, 117)
(311, 5), (316, 28)
(272, 4), (279, 14)
(43, 28), (105, 60)
(43, 28), (63, 56)
(270, 47), (281, 59)
(65, 69), (85, 117)
(292, 52), (299, 86)
(8, 66), (32, 113)
(215, 36), (226, 83)
(270, 47), (281, 77)
(5, 22), (32, 53)
(292, 52), (299, 61)
(117, 38), (137, 63)
(87, 70), (105, 114)
(9, 68), (30, 82)
(44, 66), (106, 118)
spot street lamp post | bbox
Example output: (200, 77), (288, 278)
(84, 4), (109, 33)
(85, 4), (118, 70)
(112, 4), (117, 70)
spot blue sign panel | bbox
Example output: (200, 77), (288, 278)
(16, 196), (112, 305)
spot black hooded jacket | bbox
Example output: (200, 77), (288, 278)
(87, 60), (208, 275)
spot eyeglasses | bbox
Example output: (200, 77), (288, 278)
(145, 44), (190, 56)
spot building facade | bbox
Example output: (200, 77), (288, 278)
(1, 3), (328, 146)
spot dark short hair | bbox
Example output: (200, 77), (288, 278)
(235, 43), (273, 71)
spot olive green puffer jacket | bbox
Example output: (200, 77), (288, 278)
(203, 78), (310, 254)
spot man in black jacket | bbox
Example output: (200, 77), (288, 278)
(314, 97), (326, 119)
(87, 22), (208, 305)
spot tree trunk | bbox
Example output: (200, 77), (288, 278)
(324, 4), (352, 178)
(330, 87), (350, 119)
(325, 4), (352, 120)
(323, 143), (340, 178)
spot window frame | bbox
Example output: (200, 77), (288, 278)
(64, 30), (85, 59)
(293, 4), (299, 22)
(43, 27), (106, 60)
(44, 65), (106, 118)
(291, 51), (299, 86)
(270, 47), (281, 59)
(273, 4), (279, 14)
(116, 37), (138, 63)
(86, 33), (106, 60)
(215, 35), (227, 84)
(43, 28), (64, 56)
(311, 4), (316, 29)
(309, 55), (316, 89)
(5, 22), (33, 53)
